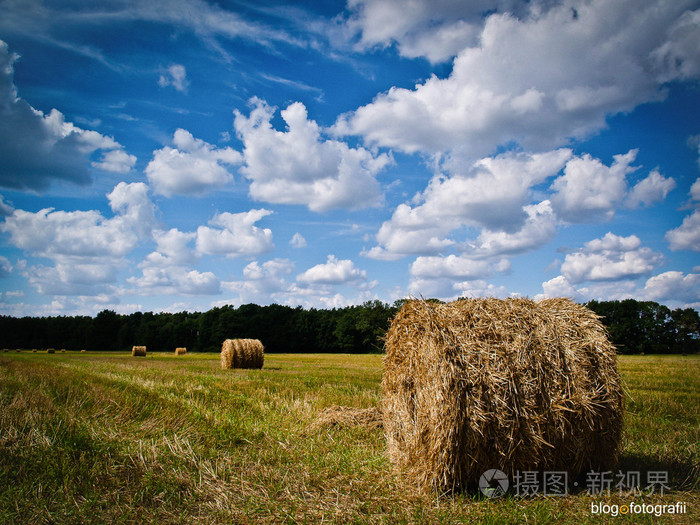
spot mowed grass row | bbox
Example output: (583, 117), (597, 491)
(0, 352), (698, 524)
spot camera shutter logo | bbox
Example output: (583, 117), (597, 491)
(480, 469), (509, 499)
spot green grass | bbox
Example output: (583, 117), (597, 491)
(0, 352), (697, 524)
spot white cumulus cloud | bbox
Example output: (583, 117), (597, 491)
(146, 129), (242, 197)
(550, 150), (638, 223)
(666, 176), (700, 251)
(91, 149), (137, 174)
(666, 210), (700, 251)
(625, 169), (676, 208)
(297, 255), (367, 284)
(1, 182), (155, 258)
(0, 182), (157, 296)
(641, 271), (700, 304)
(341, 0), (496, 63)
(408, 254), (510, 299)
(365, 149), (571, 260)
(128, 266), (220, 296)
(234, 98), (391, 212)
(335, 1), (699, 158)
(196, 209), (274, 258)
(222, 258), (295, 303)
(560, 232), (663, 283)
(469, 200), (558, 258)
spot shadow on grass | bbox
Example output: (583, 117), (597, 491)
(617, 452), (699, 491)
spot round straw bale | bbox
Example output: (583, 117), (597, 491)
(220, 338), (264, 369)
(131, 345), (147, 357)
(46, 348), (55, 354)
(175, 347), (187, 356)
(382, 297), (624, 493)
(81, 350), (86, 353)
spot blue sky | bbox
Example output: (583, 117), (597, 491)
(0, 0), (699, 316)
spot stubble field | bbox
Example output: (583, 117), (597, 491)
(0, 352), (697, 524)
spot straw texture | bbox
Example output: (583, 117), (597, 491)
(313, 406), (383, 430)
(220, 339), (264, 369)
(382, 297), (624, 493)
(175, 347), (187, 356)
(131, 345), (147, 357)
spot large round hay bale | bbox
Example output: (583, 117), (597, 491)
(46, 348), (55, 354)
(175, 347), (187, 356)
(131, 345), (147, 357)
(220, 338), (264, 369)
(382, 297), (624, 493)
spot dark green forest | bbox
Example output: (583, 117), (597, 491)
(1, 299), (698, 354)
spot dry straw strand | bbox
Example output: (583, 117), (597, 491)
(220, 338), (264, 369)
(313, 406), (383, 430)
(382, 297), (624, 494)
(132, 345), (147, 357)
(175, 347), (187, 356)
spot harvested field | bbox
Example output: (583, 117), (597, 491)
(0, 352), (696, 524)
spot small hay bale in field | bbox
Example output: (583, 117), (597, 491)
(382, 297), (624, 493)
(220, 338), (264, 369)
(131, 345), (147, 357)
(32, 349), (37, 353)
(81, 350), (86, 353)
(314, 406), (383, 430)
(175, 347), (187, 356)
(60, 349), (66, 353)
(46, 348), (55, 354)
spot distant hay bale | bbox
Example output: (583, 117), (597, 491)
(382, 297), (624, 493)
(314, 406), (383, 430)
(131, 345), (147, 357)
(32, 349), (37, 353)
(60, 349), (66, 353)
(175, 347), (187, 356)
(46, 348), (55, 354)
(220, 339), (264, 369)
(81, 350), (86, 353)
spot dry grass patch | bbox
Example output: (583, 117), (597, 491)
(313, 406), (383, 430)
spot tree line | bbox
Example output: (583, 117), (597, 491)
(0, 299), (697, 354)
